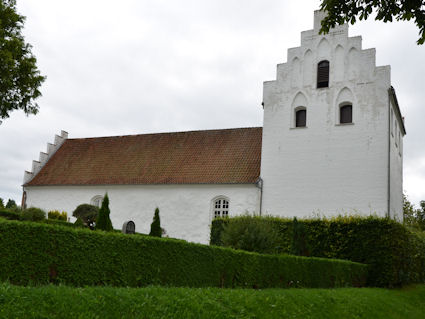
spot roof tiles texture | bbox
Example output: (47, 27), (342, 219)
(26, 127), (262, 186)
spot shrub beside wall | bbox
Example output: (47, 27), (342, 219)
(0, 219), (367, 289)
(210, 216), (425, 287)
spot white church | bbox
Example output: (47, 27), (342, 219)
(22, 11), (406, 244)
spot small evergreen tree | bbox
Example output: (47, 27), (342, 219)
(149, 207), (162, 237)
(96, 193), (113, 231)
(5, 199), (17, 209)
(0, 198), (4, 209)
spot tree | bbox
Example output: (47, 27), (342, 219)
(0, 198), (4, 209)
(96, 193), (113, 231)
(0, 0), (46, 123)
(319, 0), (425, 45)
(72, 204), (99, 229)
(5, 199), (16, 209)
(403, 193), (416, 226)
(149, 207), (162, 237)
(416, 200), (425, 230)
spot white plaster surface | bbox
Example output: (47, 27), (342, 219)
(24, 184), (260, 244)
(260, 11), (404, 218)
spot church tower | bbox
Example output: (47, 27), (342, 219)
(260, 11), (405, 219)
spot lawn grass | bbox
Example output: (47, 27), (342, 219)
(0, 284), (424, 318)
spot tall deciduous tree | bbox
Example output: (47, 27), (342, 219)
(319, 0), (425, 44)
(96, 193), (113, 231)
(0, 0), (46, 123)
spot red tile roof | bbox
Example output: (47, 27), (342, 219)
(26, 127), (262, 186)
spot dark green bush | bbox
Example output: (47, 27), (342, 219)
(74, 217), (85, 228)
(96, 194), (113, 231)
(149, 207), (162, 237)
(5, 199), (17, 209)
(211, 215), (425, 287)
(21, 207), (46, 221)
(72, 204), (99, 228)
(0, 209), (20, 221)
(221, 215), (280, 254)
(0, 218), (367, 288)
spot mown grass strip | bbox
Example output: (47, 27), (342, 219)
(0, 284), (424, 319)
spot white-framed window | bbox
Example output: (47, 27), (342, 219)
(213, 197), (229, 219)
(91, 195), (103, 208)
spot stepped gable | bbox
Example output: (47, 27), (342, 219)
(25, 127), (262, 186)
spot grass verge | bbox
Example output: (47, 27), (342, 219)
(0, 284), (424, 319)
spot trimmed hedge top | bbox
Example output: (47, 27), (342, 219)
(211, 215), (425, 287)
(0, 219), (367, 289)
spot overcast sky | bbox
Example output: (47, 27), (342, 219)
(1, 0), (424, 208)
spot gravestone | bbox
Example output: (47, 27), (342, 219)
(122, 220), (135, 234)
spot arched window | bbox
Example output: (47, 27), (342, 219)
(317, 60), (329, 88)
(91, 195), (103, 208)
(340, 104), (352, 124)
(213, 197), (229, 219)
(295, 108), (307, 127)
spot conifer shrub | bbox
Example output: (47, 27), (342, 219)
(21, 207), (46, 221)
(149, 207), (162, 237)
(96, 194), (113, 231)
(211, 215), (425, 287)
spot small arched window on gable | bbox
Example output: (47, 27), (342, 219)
(213, 197), (229, 219)
(317, 60), (329, 88)
(339, 104), (353, 124)
(295, 107), (307, 127)
(91, 195), (103, 208)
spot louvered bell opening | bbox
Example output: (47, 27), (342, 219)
(317, 61), (329, 88)
(340, 105), (352, 124)
(295, 109), (306, 127)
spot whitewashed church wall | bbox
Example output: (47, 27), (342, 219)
(260, 11), (397, 218)
(24, 184), (260, 244)
(389, 99), (404, 221)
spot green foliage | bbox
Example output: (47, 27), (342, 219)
(74, 217), (85, 228)
(211, 215), (425, 287)
(0, 218), (367, 288)
(72, 204), (99, 229)
(0, 198), (3, 209)
(5, 199), (17, 209)
(149, 207), (162, 237)
(404, 194), (417, 226)
(21, 207), (46, 221)
(319, 0), (425, 45)
(0, 209), (20, 220)
(220, 215), (280, 254)
(44, 219), (80, 228)
(291, 217), (310, 256)
(1, 284), (425, 319)
(96, 194), (113, 231)
(416, 201), (425, 230)
(48, 210), (67, 221)
(0, 0), (46, 123)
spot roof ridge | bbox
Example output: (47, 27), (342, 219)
(67, 126), (263, 141)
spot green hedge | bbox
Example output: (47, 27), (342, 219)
(0, 219), (367, 288)
(210, 216), (425, 287)
(0, 209), (20, 221)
